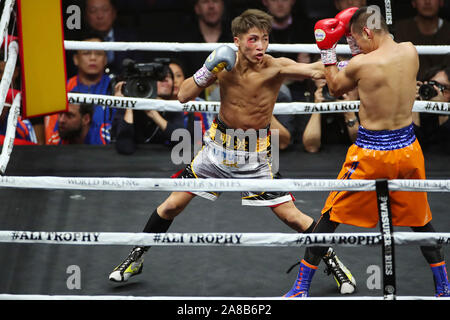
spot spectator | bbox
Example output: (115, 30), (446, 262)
(85, 0), (142, 75)
(394, 0), (450, 80)
(56, 103), (94, 144)
(192, 0), (229, 43)
(302, 78), (359, 153)
(262, 0), (315, 60)
(333, 0), (366, 12)
(112, 67), (184, 155)
(181, 0), (233, 86)
(45, 33), (115, 145)
(413, 65), (450, 153)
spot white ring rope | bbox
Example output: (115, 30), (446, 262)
(0, 40), (18, 115)
(0, 92), (20, 174)
(0, 40), (19, 177)
(0, 0), (15, 54)
(0, 176), (449, 192)
(67, 93), (450, 115)
(0, 231), (448, 247)
(64, 41), (450, 56)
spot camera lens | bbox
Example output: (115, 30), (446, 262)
(418, 83), (438, 100)
(136, 81), (149, 95)
(124, 78), (156, 99)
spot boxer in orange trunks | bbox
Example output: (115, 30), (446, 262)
(323, 125), (431, 228)
(284, 6), (449, 297)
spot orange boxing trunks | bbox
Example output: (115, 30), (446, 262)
(322, 124), (432, 228)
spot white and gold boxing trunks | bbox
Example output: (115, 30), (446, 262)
(178, 117), (294, 207)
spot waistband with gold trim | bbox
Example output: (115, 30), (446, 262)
(207, 117), (271, 152)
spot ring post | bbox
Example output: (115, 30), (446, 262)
(375, 179), (396, 300)
(17, 0), (68, 118)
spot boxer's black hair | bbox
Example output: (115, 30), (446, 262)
(231, 9), (273, 37)
(350, 6), (389, 34)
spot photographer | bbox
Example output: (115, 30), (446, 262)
(112, 66), (184, 155)
(413, 65), (450, 153)
(302, 77), (359, 153)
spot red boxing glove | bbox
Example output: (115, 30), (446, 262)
(314, 18), (345, 65)
(335, 7), (358, 35)
(314, 19), (345, 50)
(335, 7), (362, 56)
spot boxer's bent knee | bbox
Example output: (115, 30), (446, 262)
(158, 192), (194, 219)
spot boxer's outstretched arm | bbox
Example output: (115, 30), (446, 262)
(280, 59), (325, 81)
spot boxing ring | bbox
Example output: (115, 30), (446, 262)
(0, 144), (449, 301)
(1, 1), (450, 301)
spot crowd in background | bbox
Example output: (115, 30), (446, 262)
(0, 0), (449, 155)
